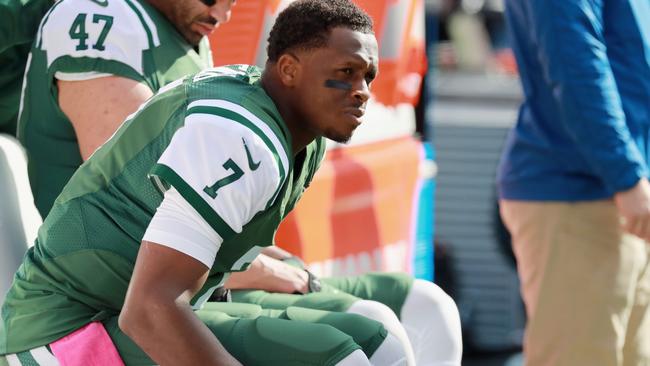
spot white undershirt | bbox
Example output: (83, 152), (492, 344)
(54, 71), (112, 81)
(142, 187), (222, 268)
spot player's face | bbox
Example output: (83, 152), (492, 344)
(294, 27), (378, 143)
(148, 0), (235, 45)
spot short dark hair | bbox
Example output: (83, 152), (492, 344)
(266, 0), (374, 62)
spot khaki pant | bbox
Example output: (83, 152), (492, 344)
(500, 200), (650, 366)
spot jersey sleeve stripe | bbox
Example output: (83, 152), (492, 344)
(5, 354), (20, 366)
(151, 163), (237, 240)
(187, 99), (290, 172)
(124, 0), (158, 48)
(186, 105), (287, 207)
(17, 53), (32, 125)
(15, 352), (37, 366)
(29, 347), (59, 366)
(36, 0), (66, 48)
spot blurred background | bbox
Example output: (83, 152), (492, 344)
(422, 0), (525, 366)
(424, 1), (523, 364)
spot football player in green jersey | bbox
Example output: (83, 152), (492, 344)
(0, 0), (53, 136)
(222, 5), (463, 363)
(0, 1), (463, 364)
(18, 0), (235, 218)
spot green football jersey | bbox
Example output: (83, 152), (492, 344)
(0, 0), (52, 136)
(1, 65), (326, 354)
(17, 0), (213, 218)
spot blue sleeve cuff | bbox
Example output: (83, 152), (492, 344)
(608, 165), (647, 194)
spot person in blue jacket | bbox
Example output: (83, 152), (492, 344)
(497, 1), (650, 365)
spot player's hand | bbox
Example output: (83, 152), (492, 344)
(614, 178), (650, 242)
(225, 254), (310, 293)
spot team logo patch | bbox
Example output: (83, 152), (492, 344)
(243, 137), (261, 171)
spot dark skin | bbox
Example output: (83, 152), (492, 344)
(119, 26), (378, 365)
(262, 26), (379, 153)
(120, 243), (241, 365)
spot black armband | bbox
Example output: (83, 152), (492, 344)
(210, 286), (232, 302)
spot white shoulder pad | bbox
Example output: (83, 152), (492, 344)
(154, 109), (286, 239)
(38, 0), (160, 74)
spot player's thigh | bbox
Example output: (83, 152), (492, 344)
(104, 307), (361, 366)
(201, 303), (382, 364)
(202, 302), (387, 359)
(103, 303), (270, 365)
(275, 306), (388, 358)
(198, 308), (361, 366)
(321, 273), (413, 316)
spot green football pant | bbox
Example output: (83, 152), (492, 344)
(231, 272), (414, 317)
(104, 302), (387, 365)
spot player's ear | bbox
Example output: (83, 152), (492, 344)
(276, 53), (301, 87)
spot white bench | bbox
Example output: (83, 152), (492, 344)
(0, 133), (41, 297)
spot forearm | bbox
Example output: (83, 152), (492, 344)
(225, 254), (308, 293)
(120, 295), (241, 365)
(121, 242), (241, 365)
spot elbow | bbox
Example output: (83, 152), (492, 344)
(119, 291), (183, 342)
(118, 304), (140, 339)
(119, 298), (156, 341)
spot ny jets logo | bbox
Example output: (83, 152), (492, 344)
(243, 138), (261, 171)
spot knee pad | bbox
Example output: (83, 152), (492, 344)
(347, 300), (416, 366)
(336, 349), (371, 366)
(400, 280), (462, 366)
(369, 333), (409, 366)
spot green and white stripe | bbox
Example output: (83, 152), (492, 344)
(34, 0), (65, 48)
(186, 99), (290, 207)
(123, 0), (160, 48)
(5, 346), (60, 366)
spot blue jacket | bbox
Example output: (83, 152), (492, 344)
(497, 0), (650, 201)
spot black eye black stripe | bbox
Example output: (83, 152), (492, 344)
(324, 79), (352, 90)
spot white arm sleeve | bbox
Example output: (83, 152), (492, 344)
(143, 187), (221, 268)
(54, 71), (113, 81)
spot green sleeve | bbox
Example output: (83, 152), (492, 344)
(0, 0), (52, 53)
